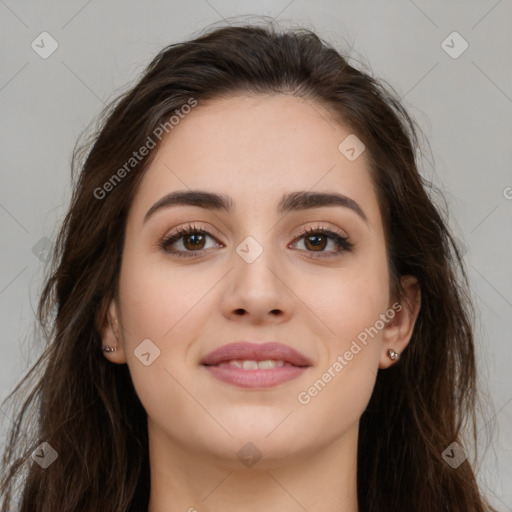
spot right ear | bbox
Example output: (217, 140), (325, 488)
(99, 299), (127, 364)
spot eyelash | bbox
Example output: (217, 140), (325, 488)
(159, 223), (354, 259)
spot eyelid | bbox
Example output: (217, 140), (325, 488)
(292, 222), (349, 240)
(160, 221), (349, 242)
(157, 222), (220, 245)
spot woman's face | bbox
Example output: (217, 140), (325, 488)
(103, 94), (418, 465)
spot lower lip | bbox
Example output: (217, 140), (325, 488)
(202, 364), (308, 388)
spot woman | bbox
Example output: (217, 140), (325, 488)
(0, 22), (498, 511)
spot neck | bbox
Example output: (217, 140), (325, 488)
(147, 422), (360, 512)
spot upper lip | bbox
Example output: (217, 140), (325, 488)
(200, 342), (312, 367)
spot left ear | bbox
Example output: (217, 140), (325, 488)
(379, 275), (421, 369)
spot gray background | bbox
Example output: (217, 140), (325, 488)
(0, 0), (510, 509)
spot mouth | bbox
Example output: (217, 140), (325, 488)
(211, 359), (298, 369)
(200, 341), (312, 388)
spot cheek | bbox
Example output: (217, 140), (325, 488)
(295, 270), (388, 426)
(311, 262), (389, 339)
(118, 252), (208, 341)
(117, 249), (217, 382)
(117, 258), (200, 423)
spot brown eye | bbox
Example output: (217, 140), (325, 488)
(160, 224), (352, 259)
(160, 224), (222, 257)
(182, 232), (206, 250)
(303, 233), (328, 252)
(291, 226), (353, 258)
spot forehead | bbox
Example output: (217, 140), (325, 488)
(129, 94), (380, 225)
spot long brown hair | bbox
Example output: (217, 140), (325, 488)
(0, 21), (498, 511)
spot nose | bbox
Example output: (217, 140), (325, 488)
(220, 237), (295, 325)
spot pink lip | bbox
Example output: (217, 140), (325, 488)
(200, 341), (312, 389)
(200, 341), (312, 367)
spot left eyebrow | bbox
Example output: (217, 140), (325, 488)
(143, 189), (368, 224)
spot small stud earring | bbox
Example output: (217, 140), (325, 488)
(387, 348), (400, 361)
(102, 345), (118, 353)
